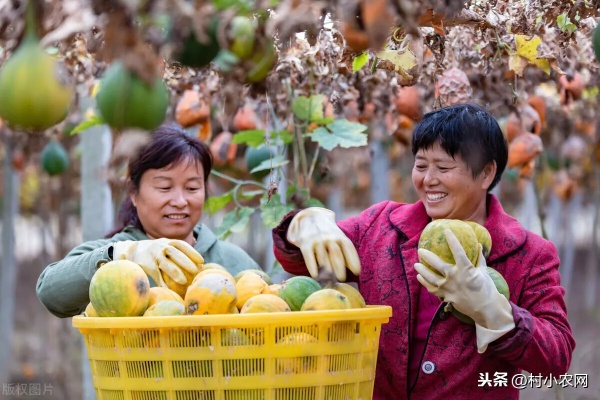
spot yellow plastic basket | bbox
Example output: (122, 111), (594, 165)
(73, 305), (392, 400)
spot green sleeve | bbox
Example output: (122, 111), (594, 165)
(36, 235), (127, 318)
(204, 241), (261, 276)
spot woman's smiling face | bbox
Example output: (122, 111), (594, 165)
(131, 158), (205, 242)
(412, 141), (495, 224)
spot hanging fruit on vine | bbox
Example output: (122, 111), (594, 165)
(558, 72), (585, 106)
(0, 3), (73, 132)
(434, 67), (472, 107)
(507, 133), (543, 168)
(96, 61), (169, 131)
(40, 139), (69, 176)
(175, 90), (210, 128)
(228, 16), (256, 60)
(177, 17), (221, 68)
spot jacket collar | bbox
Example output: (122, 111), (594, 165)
(193, 224), (219, 253)
(388, 194), (527, 262)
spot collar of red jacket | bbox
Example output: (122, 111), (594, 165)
(387, 194), (527, 263)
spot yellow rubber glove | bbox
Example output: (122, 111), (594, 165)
(113, 239), (203, 287)
(414, 229), (515, 353)
(287, 207), (361, 282)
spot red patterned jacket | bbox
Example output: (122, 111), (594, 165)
(272, 195), (575, 399)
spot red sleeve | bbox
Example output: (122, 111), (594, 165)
(272, 209), (308, 276)
(489, 239), (575, 376)
(271, 202), (392, 281)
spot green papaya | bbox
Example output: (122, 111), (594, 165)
(96, 61), (168, 131)
(40, 140), (69, 176)
(178, 18), (221, 68)
(0, 5), (72, 132)
(245, 38), (277, 83)
(229, 16), (255, 60)
(244, 145), (274, 179)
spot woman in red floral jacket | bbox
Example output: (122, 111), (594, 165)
(272, 103), (575, 399)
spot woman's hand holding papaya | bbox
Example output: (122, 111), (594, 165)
(414, 229), (515, 353)
(112, 239), (203, 287)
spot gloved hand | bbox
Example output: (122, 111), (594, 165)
(113, 239), (203, 287)
(287, 207), (361, 282)
(414, 229), (515, 353)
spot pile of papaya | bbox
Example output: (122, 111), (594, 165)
(86, 256), (366, 318)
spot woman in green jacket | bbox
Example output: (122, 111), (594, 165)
(36, 126), (260, 318)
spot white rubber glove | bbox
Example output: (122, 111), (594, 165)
(414, 229), (515, 353)
(287, 207), (361, 282)
(113, 239), (203, 287)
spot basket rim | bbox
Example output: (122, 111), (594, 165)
(72, 305), (392, 329)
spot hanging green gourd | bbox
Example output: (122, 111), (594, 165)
(95, 61), (169, 131)
(0, 1), (73, 132)
(40, 139), (69, 176)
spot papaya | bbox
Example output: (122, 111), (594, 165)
(594, 22), (600, 64)
(221, 328), (250, 346)
(300, 289), (352, 311)
(161, 267), (198, 299)
(192, 268), (235, 286)
(143, 300), (186, 316)
(89, 260), (150, 317)
(245, 38), (278, 83)
(418, 219), (479, 275)
(278, 276), (322, 311)
(244, 146), (275, 179)
(263, 284), (282, 296)
(276, 332), (318, 374)
(234, 269), (273, 285)
(84, 302), (99, 317)
(240, 294), (291, 313)
(0, 4), (72, 131)
(178, 18), (220, 68)
(96, 61), (168, 131)
(235, 272), (269, 310)
(228, 16), (256, 60)
(147, 286), (184, 307)
(327, 282), (366, 308)
(446, 267), (510, 325)
(40, 140), (69, 176)
(465, 221), (492, 258)
(185, 272), (237, 315)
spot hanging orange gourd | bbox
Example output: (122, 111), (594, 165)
(175, 90), (210, 128)
(210, 131), (237, 167)
(507, 133), (543, 168)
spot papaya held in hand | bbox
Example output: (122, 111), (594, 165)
(415, 229), (515, 353)
(0, 4), (73, 131)
(287, 207), (361, 282)
(417, 219), (479, 275)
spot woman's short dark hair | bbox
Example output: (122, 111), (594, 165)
(411, 103), (508, 191)
(107, 125), (213, 237)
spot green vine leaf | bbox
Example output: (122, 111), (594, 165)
(352, 52), (369, 72)
(203, 191), (234, 215)
(260, 193), (294, 228)
(232, 130), (266, 147)
(270, 129), (294, 144)
(250, 154), (289, 173)
(557, 13), (577, 34)
(213, 206), (255, 240)
(69, 114), (105, 135)
(310, 119), (368, 151)
(292, 94), (325, 122)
